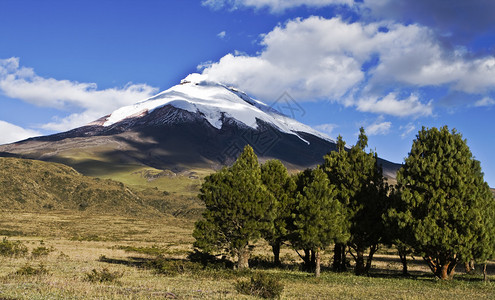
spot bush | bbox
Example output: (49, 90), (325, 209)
(235, 273), (284, 299)
(15, 263), (49, 276)
(249, 254), (274, 269)
(147, 256), (204, 276)
(0, 237), (28, 257)
(187, 250), (234, 269)
(31, 246), (54, 258)
(85, 268), (124, 283)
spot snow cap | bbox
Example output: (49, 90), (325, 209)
(180, 73), (210, 85)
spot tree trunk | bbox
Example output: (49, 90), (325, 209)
(301, 248), (316, 272)
(464, 262), (472, 274)
(440, 262), (451, 280)
(332, 243), (342, 271)
(315, 248), (321, 277)
(332, 243), (347, 272)
(311, 249), (316, 271)
(237, 246), (250, 269)
(302, 248), (312, 272)
(355, 249), (365, 276)
(437, 261), (456, 280)
(483, 263), (488, 282)
(364, 245), (378, 274)
(272, 242), (281, 266)
(464, 260), (476, 274)
(398, 248), (408, 276)
(424, 257), (457, 280)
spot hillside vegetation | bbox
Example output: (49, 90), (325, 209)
(0, 157), (203, 218)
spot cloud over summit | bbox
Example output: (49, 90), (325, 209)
(200, 16), (495, 118)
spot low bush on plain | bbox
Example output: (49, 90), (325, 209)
(15, 263), (49, 276)
(147, 256), (203, 276)
(0, 237), (28, 257)
(85, 268), (124, 283)
(235, 273), (284, 299)
(187, 249), (234, 270)
(31, 246), (54, 258)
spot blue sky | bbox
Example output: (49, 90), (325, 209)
(0, 0), (494, 186)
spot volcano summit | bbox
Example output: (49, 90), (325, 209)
(0, 74), (399, 177)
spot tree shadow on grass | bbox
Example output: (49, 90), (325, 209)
(369, 255), (493, 283)
(98, 255), (152, 268)
(98, 251), (494, 284)
(98, 250), (238, 278)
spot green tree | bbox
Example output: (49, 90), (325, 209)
(390, 126), (495, 280)
(260, 159), (296, 266)
(193, 145), (274, 269)
(323, 129), (389, 275)
(323, 135), (350, 271)
(383, 186), (413, 276)
(347, 129), (389, 275)
(289, 167), (348, 277)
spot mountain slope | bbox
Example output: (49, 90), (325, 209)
(0, 157), (205, 218)
(0, 74), (401, 178)
(0, 157), (158, 216)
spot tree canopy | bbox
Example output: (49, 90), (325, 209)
(260, 159), (296, 266)
(323, 128), (389, 275)
(390, 126), (495, 280)
(193, 145), (274, 269)
(289, 167), (348, 276)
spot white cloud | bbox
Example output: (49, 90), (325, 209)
(314, 123), (338, 136)
(0, 58), (158, 132)
(399, 122), (416, 138)
(202, 0), (352, 12)
(200, 16), (495, 115)
(474, 97), (495, 107)
(0, 120), (41, 145)
(202, 17), (368, 101)
(217, 31), (227, 39)
(356, 93), (433, 118)
(366, 120), (392, 136)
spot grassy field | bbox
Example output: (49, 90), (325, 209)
(96, 166), (210, 197)
(0, 210), (494, 299)
(1, 157), (494, 299)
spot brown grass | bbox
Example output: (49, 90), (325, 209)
(0, 210), (494, 299)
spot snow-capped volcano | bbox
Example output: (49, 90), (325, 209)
(99, 73), (333, 144)
(0, 74), (400, 178)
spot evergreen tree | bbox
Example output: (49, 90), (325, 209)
(289, 167), (348, 277)
(323, 135), (351, 271)
(323, 129), (389, 275)
(383, 186), (413, 276)
(193, 145), (274, 269)
(390, 126), (495, 280)
(260, 159), (296, 266)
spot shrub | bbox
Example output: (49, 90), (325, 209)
(85, 268), (124, 283)
(58, 252), (70, 260)
(147, 256), (202, 276)
(187, 250), (234, 269)
(0, 237), (28, 257)
(31, 246), (54, 258)
(249, 254), (274, 269)
(15, 263), (49, 276)
(235, 273), (284, 299)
